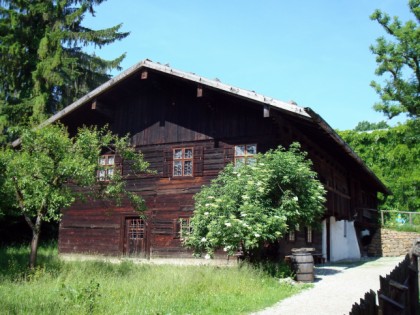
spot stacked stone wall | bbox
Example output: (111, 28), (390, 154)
(368, 228), (420, 257)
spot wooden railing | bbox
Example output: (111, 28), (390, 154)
(349, 254), (419, 315)
(380, 210), (420, 226)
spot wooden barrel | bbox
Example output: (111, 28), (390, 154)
(292, 251), (314, 283)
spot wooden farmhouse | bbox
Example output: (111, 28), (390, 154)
(50, 59), (389, 262)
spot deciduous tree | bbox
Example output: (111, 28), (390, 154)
(339, 120), (419, 211)
(184, 144), (326, 260)
(0, 124), (151, 268)
(370, 0), (420, 119)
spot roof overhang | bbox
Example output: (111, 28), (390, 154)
(12, 59), (389, 195)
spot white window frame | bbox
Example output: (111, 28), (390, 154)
(98, 154), (116, 181)
(173, 148), (194, 177)
(234, 144), (257, 166)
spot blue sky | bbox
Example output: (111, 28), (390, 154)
(84, 0), (412, 130)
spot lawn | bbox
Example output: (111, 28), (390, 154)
(0, 243), (308, 314)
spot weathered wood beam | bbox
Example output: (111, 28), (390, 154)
(141, 70), (148, 80)
(263, 105), (270, 118)
(91, 99), (113, 120)
(197, 85), (203, 97)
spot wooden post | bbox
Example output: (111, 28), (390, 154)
(381, 211), (384, 226)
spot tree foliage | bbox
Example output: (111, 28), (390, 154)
(353, 120), (389, 131)
(184, 144), (326, 259)
(339, 120), (419, 211)
(0, 0), (129, 142)
(0, 124), (151, 267)
(370, 0), (420, 119)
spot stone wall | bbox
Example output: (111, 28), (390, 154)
(368, 228), (420, 257)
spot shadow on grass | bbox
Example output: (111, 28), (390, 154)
(0, 241), (62, 281)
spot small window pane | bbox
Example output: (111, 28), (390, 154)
(235, 145), (245, 156)
(288, 230), (295, 242)
(184, 149), (193, 159)
(246, 144), (257, 155)
(236, 157), (245, 166)
(108, 156), (115, 165)
(107, 168), (114, 178)
(100, 157), (106, 165)
(184, 160), (193, 176)
(98, 170), (106, 181)
(307, 227), (313, 243)
(173, 161), (182, 176)
(247, 157), (256, 165)
(174, 149), (183, 159)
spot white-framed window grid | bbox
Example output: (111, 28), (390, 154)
(98, 154), (115, 181)
(173, 148), (193, 177)
(288, 230), (296, 242)
(179, 217), (192, 239)
(234, 144), (257, 166)
(306, 226), (313, 243)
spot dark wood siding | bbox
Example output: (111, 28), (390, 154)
(58, 70), (381, 258)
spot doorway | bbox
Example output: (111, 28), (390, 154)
(124, 217), (147, 258)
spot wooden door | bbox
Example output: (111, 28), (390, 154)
(124, 218), (147, 258)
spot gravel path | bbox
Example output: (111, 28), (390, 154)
(251, 256), (404, 315)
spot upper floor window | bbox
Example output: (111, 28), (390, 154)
(173, 148), (193, 177)
(98, 154), (115, 181)
(234, 144), (257, 166)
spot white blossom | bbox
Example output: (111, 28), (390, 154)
(204, 254), (211, 260)
(254, 233), (261, 238)
(225, 222), (232, 227)
(204, 212), (209, 216)
(201, 237), (207, 242)
(293, 196), (299, 202)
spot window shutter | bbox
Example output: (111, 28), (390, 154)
(162, 149), (173, 178)
(114, 154), (124, 176)
(193, 146), (204, 177)
(223, 147), (234, 165)
(173, 218), (180, 238)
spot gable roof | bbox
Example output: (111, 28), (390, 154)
(33, 59), (389, 194)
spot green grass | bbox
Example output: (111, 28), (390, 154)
(0, 243), (307, 315)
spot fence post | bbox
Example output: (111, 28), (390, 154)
(381, 211), (384, 226)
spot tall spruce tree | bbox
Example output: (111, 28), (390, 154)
(0, 0), (129, 142)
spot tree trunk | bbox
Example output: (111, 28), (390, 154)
(27, 215), (42, 269)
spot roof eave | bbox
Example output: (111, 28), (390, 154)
(304, 107), (391, 195)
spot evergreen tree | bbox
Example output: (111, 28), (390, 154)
(0, 0), (129, 142)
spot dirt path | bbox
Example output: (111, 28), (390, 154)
(251, 256), (403, 315)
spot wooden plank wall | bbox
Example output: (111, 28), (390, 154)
(58, 72), (380, 257)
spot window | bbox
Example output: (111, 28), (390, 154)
(173, 148), (193, 177)
(234, 144), (257, 166)
(128, 218), (145, 240)
(306, 226), (313, 243)
(98, 154), (115, 181)
(288, 230), (296, 242)
(179, 218), (192, 239)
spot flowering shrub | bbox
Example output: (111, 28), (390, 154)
(184, 143), (326, 259)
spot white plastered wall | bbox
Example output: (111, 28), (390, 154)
(322, 216), (361, 262)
